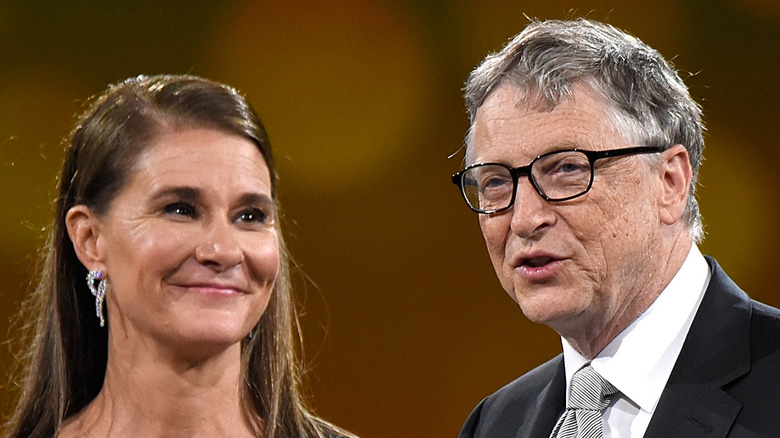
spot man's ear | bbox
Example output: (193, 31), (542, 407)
(65, 205), (106, 271)
(657, 144), (693, 225)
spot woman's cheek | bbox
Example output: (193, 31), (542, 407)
(247, 233), (280, 287)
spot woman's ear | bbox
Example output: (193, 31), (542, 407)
(65, 205), (106, 271)
(657, 144), (693, 225)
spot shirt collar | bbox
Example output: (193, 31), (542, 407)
(562, 244), (710, 412)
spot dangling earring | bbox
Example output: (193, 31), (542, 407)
(86, 270), (108, 327)
(247, 323), (259, 340)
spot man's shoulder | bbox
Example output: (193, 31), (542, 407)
(482, 355), (563, 407)
(746, 297), (780, 366)
(705, 256), (780, 335)
(459, 355), (564, 438)
(750, 298), (780, 320)
(647, 258), (780, 436)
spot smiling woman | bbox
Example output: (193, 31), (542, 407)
(67, 128), (280, 360)
(5, 75), (355, 438)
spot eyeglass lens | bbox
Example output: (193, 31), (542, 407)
(461, 150), (593, 212)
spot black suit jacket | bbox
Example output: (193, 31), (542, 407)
(459, 257), (780, 438)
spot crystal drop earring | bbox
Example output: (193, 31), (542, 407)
(86, 270), (108, 327)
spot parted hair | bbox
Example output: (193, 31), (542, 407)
(5, 74), (352, 438)
(464, 18), (705, 241)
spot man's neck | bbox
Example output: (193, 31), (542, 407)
(562, 232), (693, 359)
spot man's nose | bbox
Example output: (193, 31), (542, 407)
(509, 178), (555, 239)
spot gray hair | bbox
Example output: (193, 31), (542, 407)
(464, 18), (704, 242)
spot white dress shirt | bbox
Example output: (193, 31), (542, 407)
(560, 244), (711, 437)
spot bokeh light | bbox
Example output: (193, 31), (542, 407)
(1, 2), (778, 437)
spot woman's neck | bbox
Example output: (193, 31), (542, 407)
(59, 340), (258, 438)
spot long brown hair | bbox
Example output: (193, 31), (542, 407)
(6, 74), (352, 438)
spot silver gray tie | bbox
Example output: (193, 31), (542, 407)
(549, 365), (618, 438)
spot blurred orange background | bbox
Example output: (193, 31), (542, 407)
(1, 1), (778, 437)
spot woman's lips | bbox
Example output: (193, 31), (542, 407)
(176, 283), (246, 296)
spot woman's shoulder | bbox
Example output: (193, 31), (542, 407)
(319, 425), (359, 438)
(326, 433), (358, 438)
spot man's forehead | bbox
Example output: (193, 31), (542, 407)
(469, 85), (618, 161)
(478, 81), (610, 115)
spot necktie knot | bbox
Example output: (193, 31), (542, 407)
(549, 365), (617, 438)
(567, 365), (618, 410)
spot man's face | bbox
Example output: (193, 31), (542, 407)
(471, 83), (667, 341)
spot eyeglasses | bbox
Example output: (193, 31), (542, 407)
(451, 146), (666, 214)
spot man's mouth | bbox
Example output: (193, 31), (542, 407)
(522, 256), (555, 268)
(513, 253), (566, 281)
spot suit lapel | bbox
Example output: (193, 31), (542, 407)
(521, 358), (566, 438)
(644, 257), (751, 438)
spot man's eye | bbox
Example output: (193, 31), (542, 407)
(541, 155), (589, 177)
(482, 175), (511, 188)
(559, 163), (582, 173)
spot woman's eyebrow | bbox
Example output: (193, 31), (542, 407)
(149, 186), (201, 202)
(237, 192), (274, 206)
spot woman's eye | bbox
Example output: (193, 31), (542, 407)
(163, 202), (197, 218)
(237, 208), (271, 225)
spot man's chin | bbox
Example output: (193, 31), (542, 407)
(518, 299), (586, 331)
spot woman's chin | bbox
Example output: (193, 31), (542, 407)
(159, 323), (253, 359)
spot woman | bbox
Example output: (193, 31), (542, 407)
(6, 75), (354, 438)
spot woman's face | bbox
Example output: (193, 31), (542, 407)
(88, 128), (279, 358)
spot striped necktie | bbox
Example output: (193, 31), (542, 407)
(549, 365), (618, 438)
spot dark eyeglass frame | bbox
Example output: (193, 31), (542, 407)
(451, 146), (666, 214)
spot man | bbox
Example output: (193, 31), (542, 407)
(452, 19), (780, 438)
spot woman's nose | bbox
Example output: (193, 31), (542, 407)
(194, 219), (243, 271)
